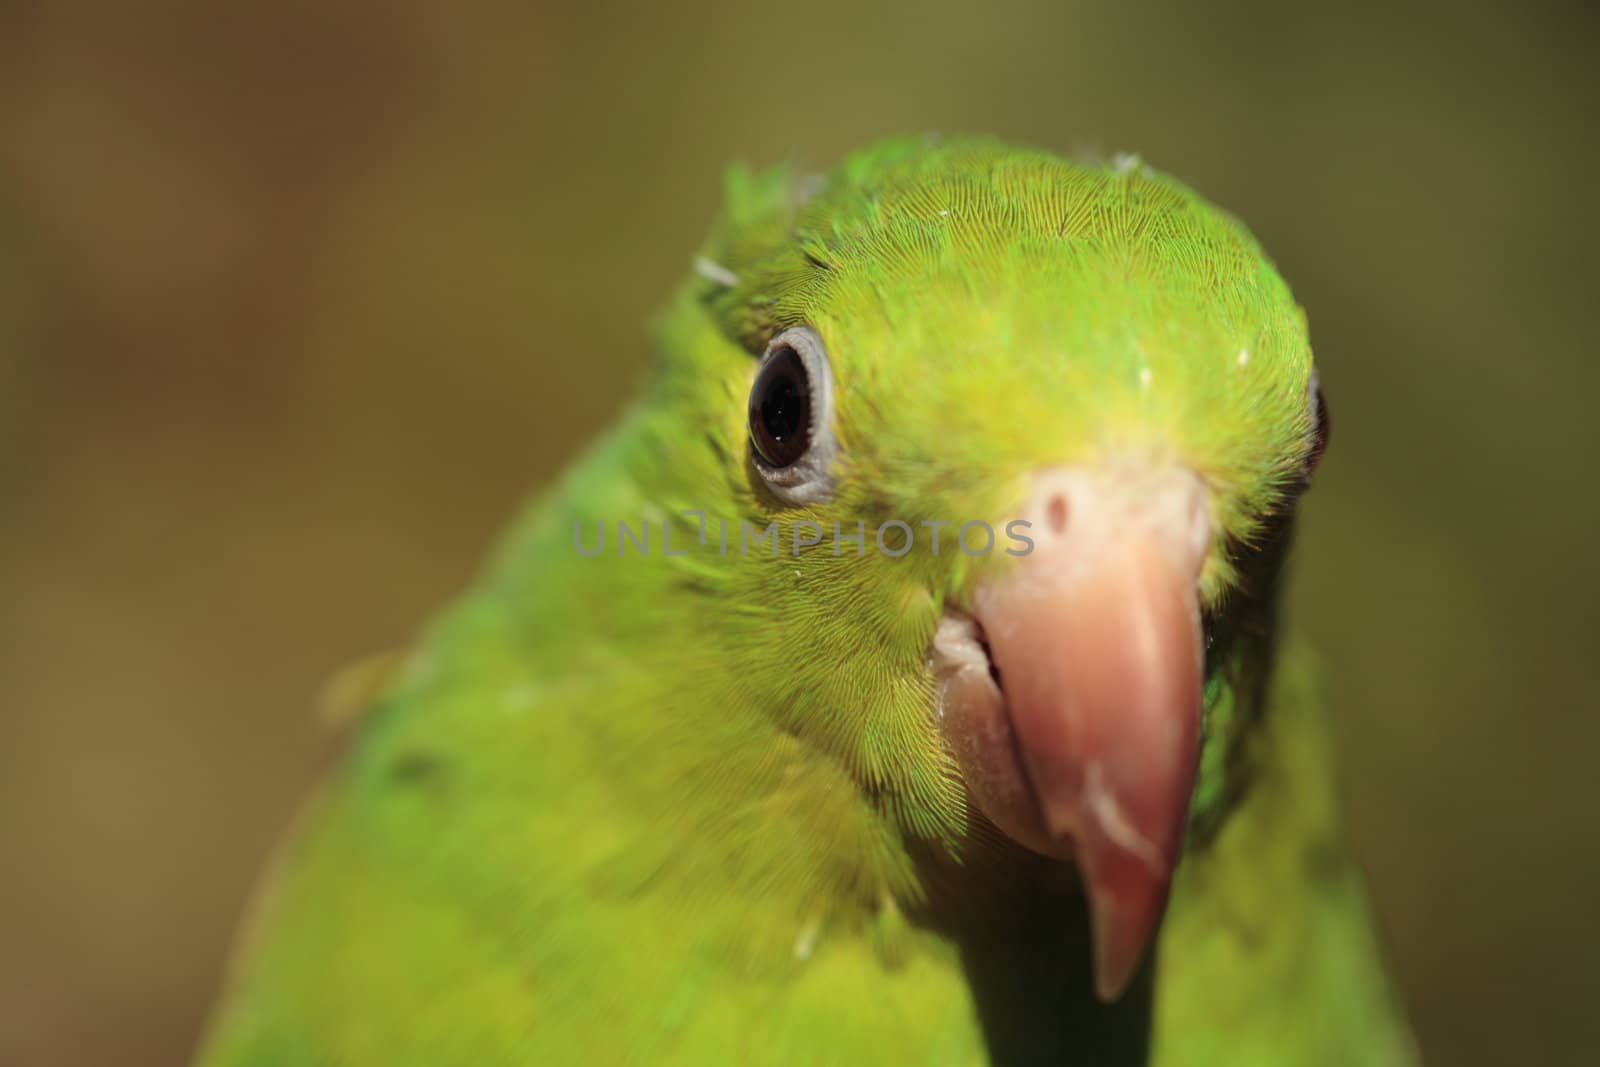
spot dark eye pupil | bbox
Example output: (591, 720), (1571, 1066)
(762, 376), (804, 439)
(749, 345), (813, 468)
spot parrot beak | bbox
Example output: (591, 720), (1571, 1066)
(933, 464), (1210, 1002)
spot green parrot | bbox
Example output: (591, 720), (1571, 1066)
(198, 137), (1417, 1065)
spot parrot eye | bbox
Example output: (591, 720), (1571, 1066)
(750, 345), (811, 465)
(748, 325), (837, 504)
(1305, 368), (1330, 480)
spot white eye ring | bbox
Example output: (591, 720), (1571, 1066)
(748, 325), (837, 505)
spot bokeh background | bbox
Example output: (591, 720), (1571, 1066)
(2, 2), (1595, 1064)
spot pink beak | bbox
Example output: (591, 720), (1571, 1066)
(934, 465), (1211, 1001)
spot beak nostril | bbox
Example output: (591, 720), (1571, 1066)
(1046, 494), (1069, 535)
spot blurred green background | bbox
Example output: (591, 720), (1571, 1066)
(2, 2), (1595, 1064)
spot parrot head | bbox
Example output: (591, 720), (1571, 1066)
(643, 137), (1326, 1001)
